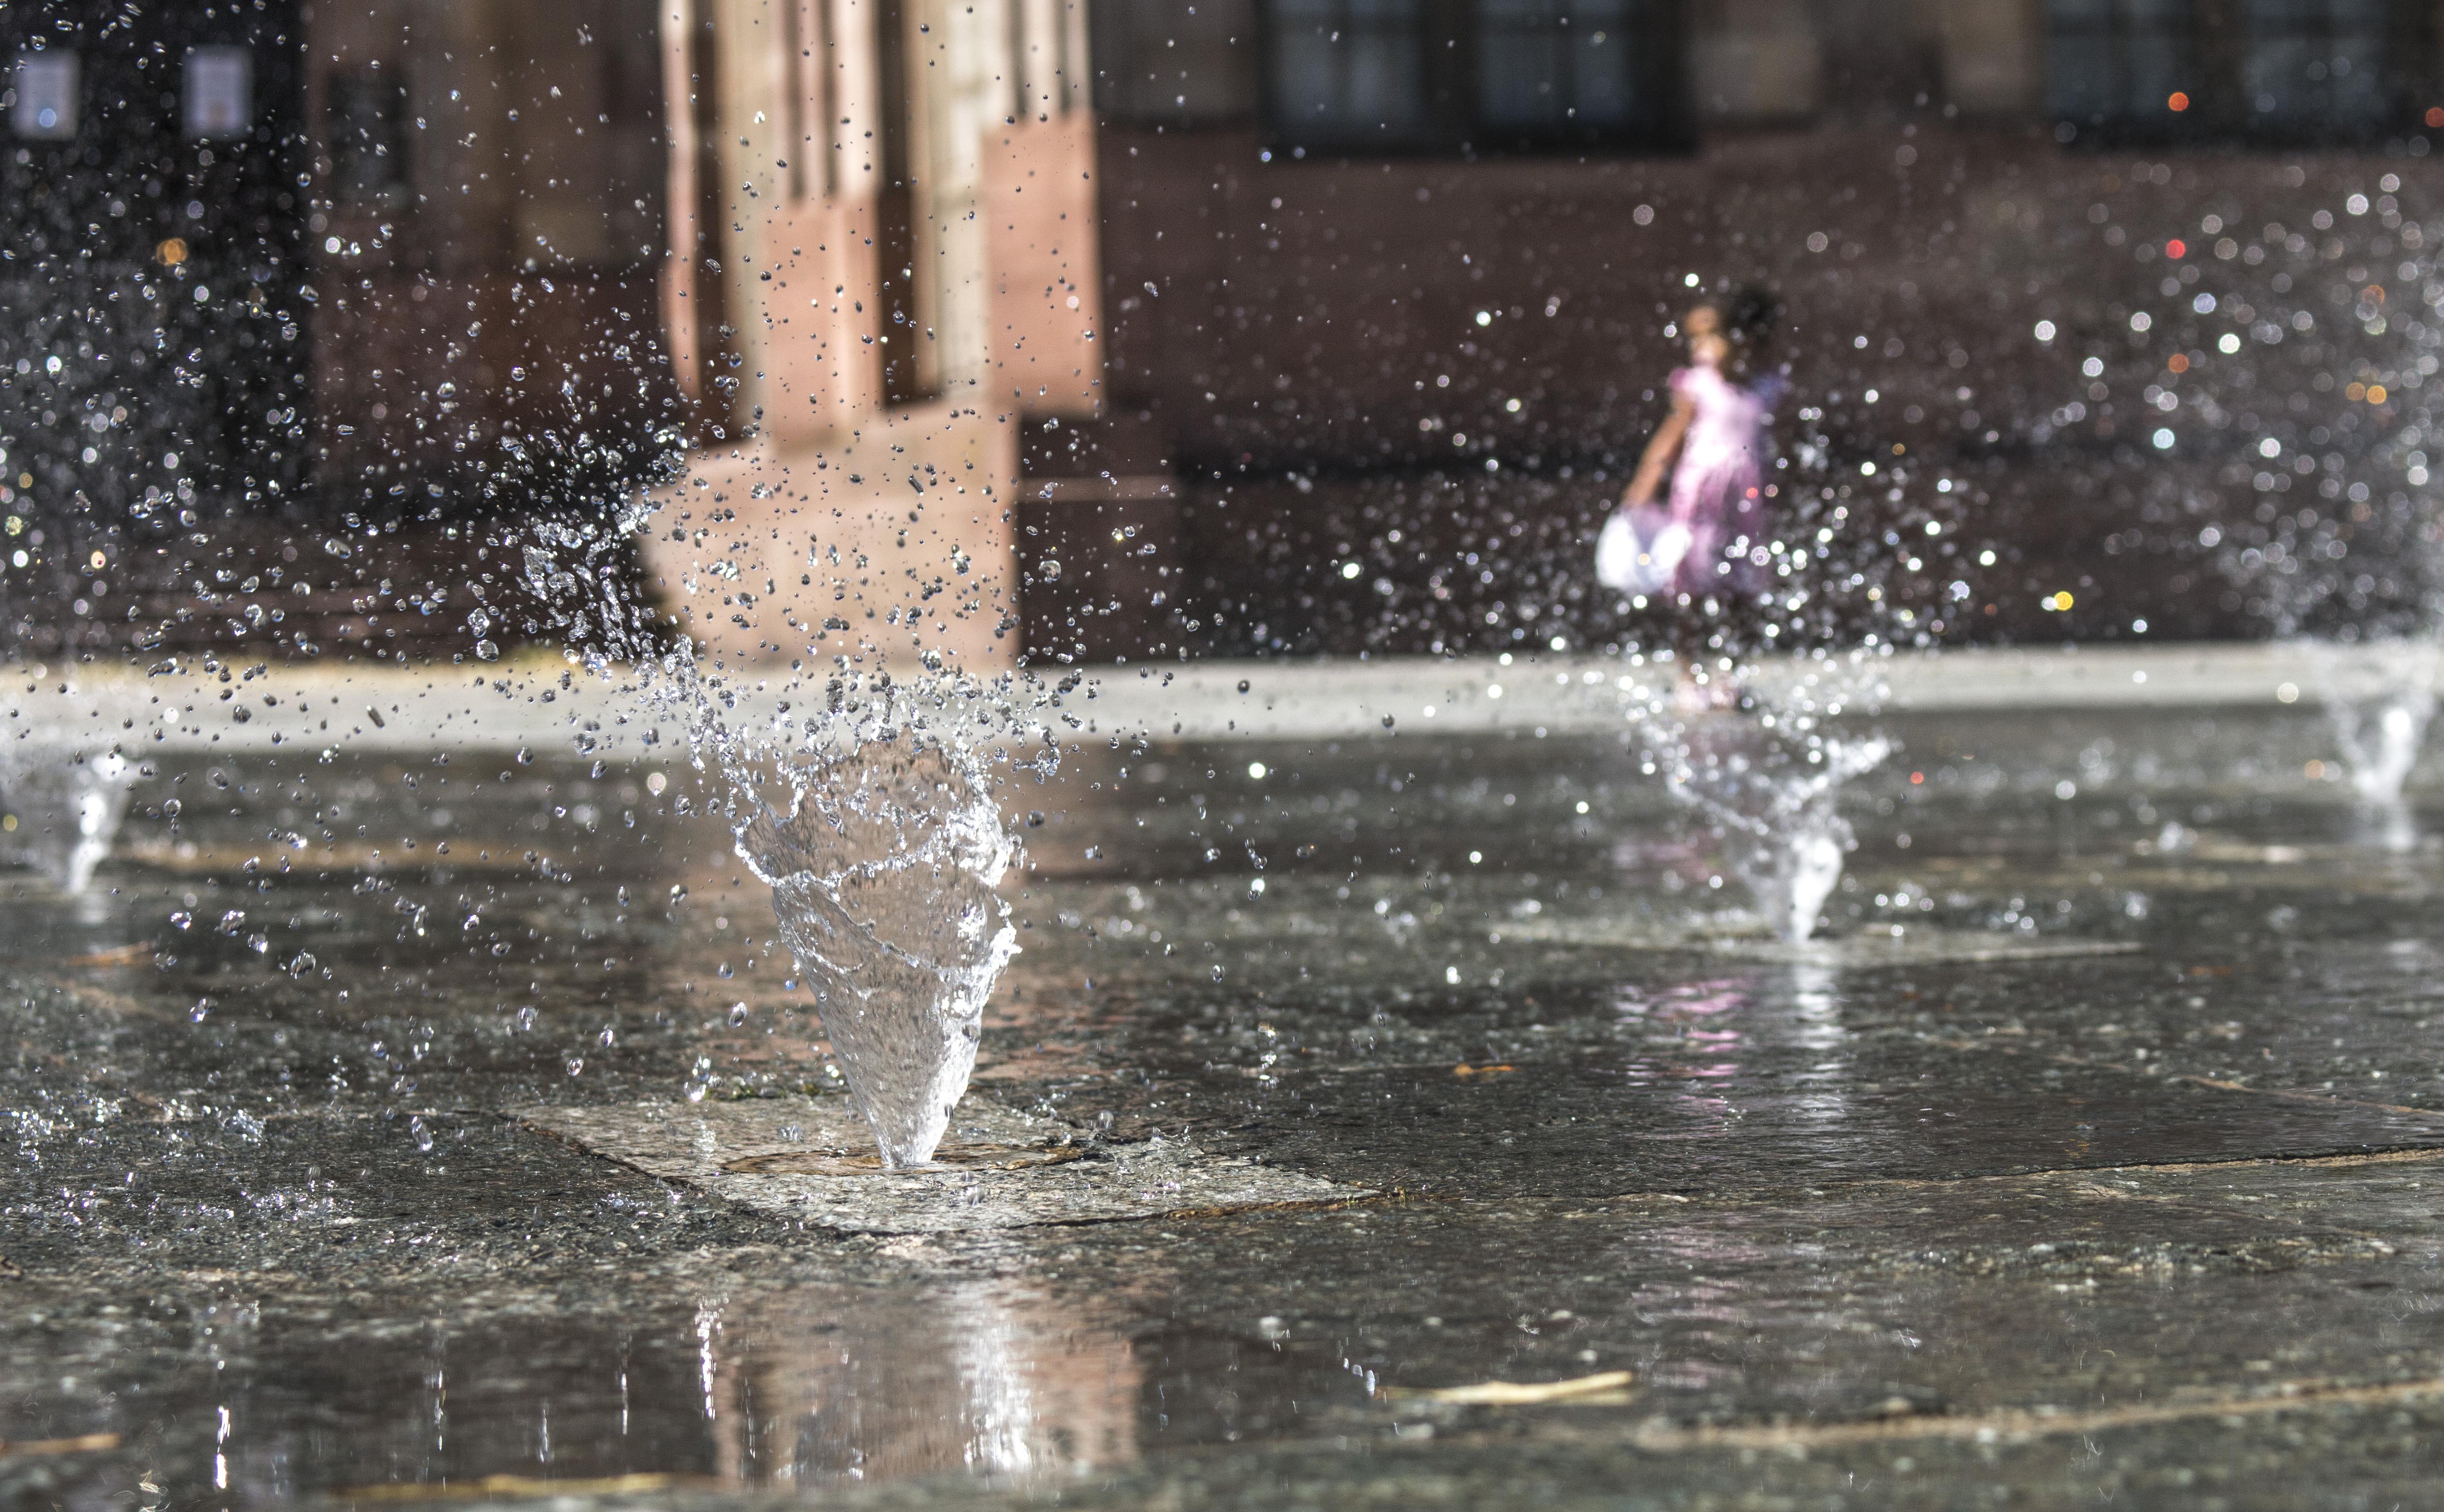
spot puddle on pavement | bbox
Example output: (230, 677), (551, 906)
(11, 709), (2444, 1502)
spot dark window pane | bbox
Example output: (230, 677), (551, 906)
(2124, 35), (2184, 107)
(1262, 0), (1679, 153)
(327, 71), (407, 204)
(2049, 36), (2121, 120)
(2241, 0), (2400, 134)
(2046, 0), (2196, 126)
(1268, 0), (1430, 144)
(1478, 0), (1637, 131)
(1093, 0), (1259, 121)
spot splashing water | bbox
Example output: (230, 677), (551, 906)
(1613, 651), (1892, 943)
(1738, 808), (1857, 946)
(481, 439), (1056, 1169)
(0, 746), (131, 893)
(2308, 641), (2435, 843)
(734, 742), (1019, 1168)
(1674, 716), (1892, 944)
(2331, 687), (2435, 808)
(613, 647), (1042, 1168)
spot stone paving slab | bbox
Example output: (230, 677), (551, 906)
(1214, 1036), (2444, 1199)
(245, 1148), (2444, 1512)
(516, 1099), (1368, 1234)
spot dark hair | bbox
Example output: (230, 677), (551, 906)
(1722, 285), (1780, 351)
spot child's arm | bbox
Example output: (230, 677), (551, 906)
(1622, 393), (1696, 508)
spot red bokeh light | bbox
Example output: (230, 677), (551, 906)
(2168, 91), (2191, 112)
(2165, 238), (2187, 258)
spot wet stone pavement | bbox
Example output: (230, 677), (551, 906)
(15, 706), (2444, 1508)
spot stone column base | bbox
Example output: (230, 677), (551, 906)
(639, 400), (1020, 675)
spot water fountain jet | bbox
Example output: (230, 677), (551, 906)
(734, 741), (1019, 1169)
(1667, 716), (1892, 943)
(0, 745), (132, 893)
(2320, 643), (2436, 817)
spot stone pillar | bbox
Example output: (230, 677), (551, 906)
(1689, 0), (1825, 124)
(641, 0), (1096, 674)
(984, 111), (1103, 419)
(1938, 0), (2046, 120)
(762, 198), (885, 444)
(649, 407), (1018, 673)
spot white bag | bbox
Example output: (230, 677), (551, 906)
(1594, 508), (1691, 596)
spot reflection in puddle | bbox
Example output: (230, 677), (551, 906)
(714, 1281), (1137, 1488)
(1607, 965), (1854, 1129)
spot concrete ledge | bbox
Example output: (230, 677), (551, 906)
(1870, 641), (2435, 713)
(0, 641), (2421, 758)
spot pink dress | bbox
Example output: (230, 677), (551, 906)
(1664, 363), (1786, 598)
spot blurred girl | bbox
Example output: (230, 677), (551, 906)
(1612, 288), (1787, 608)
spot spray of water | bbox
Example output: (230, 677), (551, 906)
(1699, 733), (1893, 945)
(2300, 639), (2434, 854)
(2146, 185), (2444, 819)
(2326, 655), (2436, 808)
(0, 744), (131, 893)
(733, 742), (1018, 1168)
(1615, 652), (1892, 943)
(489, 465), (1054, 1168)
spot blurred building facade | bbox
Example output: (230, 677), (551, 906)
(0, 0), (674, 660)
(7, 1), (2442, 663)
(637, 0), (1103, 673)
(1062, 0), (2444, 659)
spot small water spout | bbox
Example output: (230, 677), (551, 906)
(1619, 657), (1891, 944)
(736, 743), (1018, 1169)
(1689, 731), (1890, 943)
(2313, 641), (2434, 850)
(1737, 810), (1853, 945)
(0, 746), (133, 893)
(2330, 688), (2434, 807)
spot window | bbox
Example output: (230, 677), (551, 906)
(327, 71), (407, 204)
(2242, 0), (2396, 136)
(2049, 0), (2424, 143)
(1479, 0), (1642, 134)
(184, 46), (253, 139)
(1262, 0), (1684, 154)
(2048, 0), (2194, 134)
(1271, 0), (1433, 145)
(1092, 0), (1260, 121)
(9, 50), (78, 140)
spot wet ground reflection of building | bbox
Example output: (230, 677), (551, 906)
(714, 1280), (1138, 1489)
